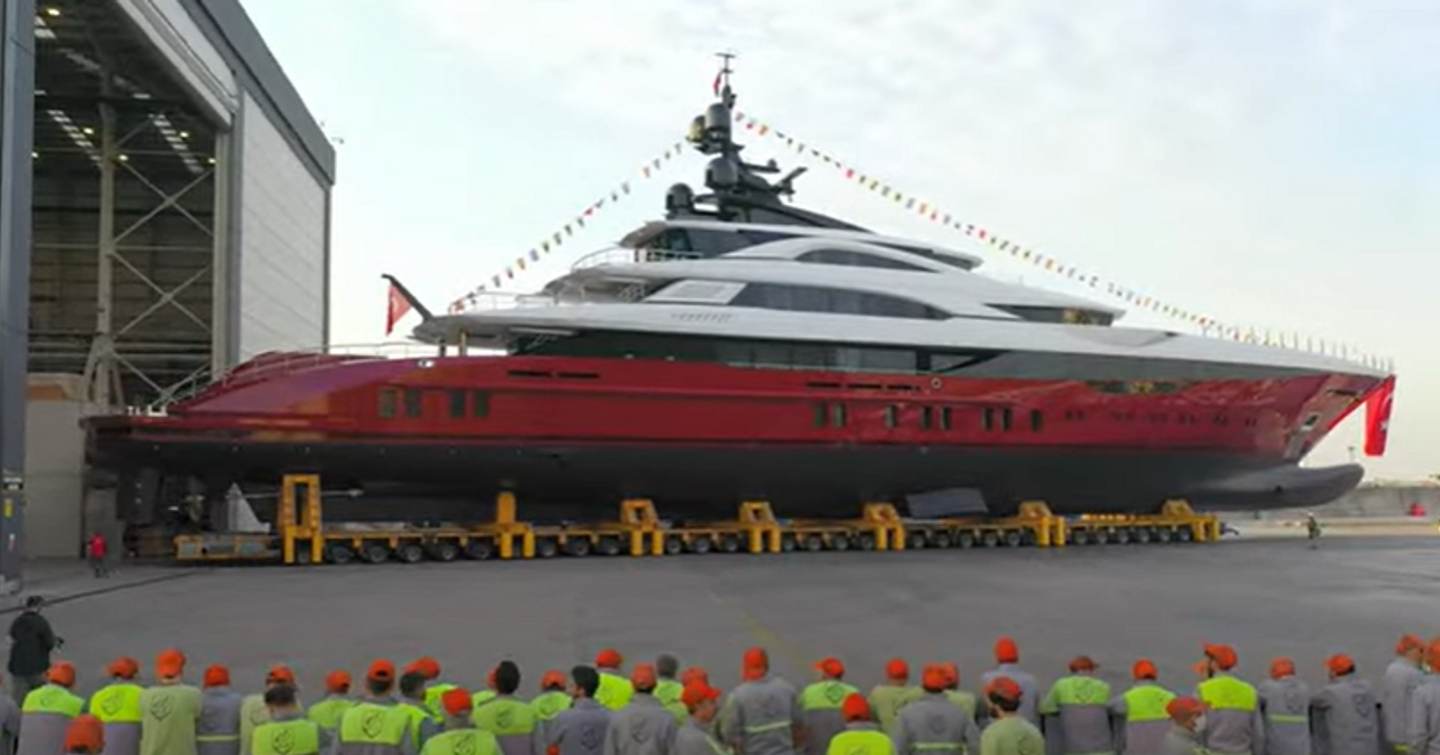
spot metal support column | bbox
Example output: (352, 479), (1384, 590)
(210, 130), (231, 376)
(0, 0), (36, 591)
(90, 101), (117, 407)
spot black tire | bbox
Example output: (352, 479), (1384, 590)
(663, 536), (685, 556)
(535, 538), (559, 559)
(957, 531), (976, 549)
(830, 534), (850, 551)
(1071, 529), (1091, 546)
(803, 534), (825, 552)
(717, 534), (741, 553)
(1134, 527), (1153, 545)
(565, 538), (592, 557)
(1003, 530), (1023, 548)
(855, 533), (877, 551)
(326, 544), (354, 565)
(428, 541), (459, 562)
(689, 536), (713, 555)
(907, 532), (927, 550)
(466, 539), (496, 560)
(1176, 527), (1194, 543)
(981, 531), (1000, 548)
(780, 534), (797, 552)
(1155, 527), (1174, 544)
(1093, 528), (1111, 545)
(932, 531), (953, 549)
(1113, 528), (1132, 545)
(596, 536), (623, 557)
(362, 543), (390, 564)
(396, 543), (425, 564)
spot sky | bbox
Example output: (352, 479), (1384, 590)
(239, 0), (1439, 481)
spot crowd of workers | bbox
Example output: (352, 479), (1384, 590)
(4, 631), (1440, 755)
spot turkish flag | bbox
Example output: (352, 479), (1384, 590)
(1363, 375), (1396, 457)
(385, 281), (412, 336)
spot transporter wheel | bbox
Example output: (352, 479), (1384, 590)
(830, 534), (850, 552)
(1021, 529), (1038, 546)
(1112, 528), (1132, 545)
(1003, 530), (1024, 548)
(1155, 527), (1174, 544)
(854, 533), (877, 551)
(803, 534), (825, 552)
(931, 531), (953, 549)
(780, 534), (797, 552)
(957, 531), (976, 549)
(396, 543), (425, 564)
(428, 541), (459, 562)
(466, 539), (496, 560)
(361, 543), (390, 564)
(535, 538), (560, 559)
(596, 536), (623, 557)
(663, 536), (685, 556)
(1176, 527), (1194, 543)
(565, 537), (592, 557)
(1071, 529), (1091, 546)
(688, 536), (713, 555)
(1092, 528), (1111, 545)
(326, 544), (355, 565)
(981, 531), (1000, 548)
(1133, 527), (1153, 545)
(717, 533), (742, 553)
(907, 531), (927, 550)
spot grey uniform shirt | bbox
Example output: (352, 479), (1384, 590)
(1256, 677), (1310, 755)
(1160, 725), (1205, 755)
(673, 720), (728, 755)
(1408, 677), (1440, 755)
(548, 699), (612, 755)
(199, 687), (244, 755)
(0, 692), (20, 755)
(1311, 676), (1380, 755)
(890, 693), (980, 755)
(1381, 658), (1424, 747)
(604, 694), (677, 755)
(719, 677), (801, 755)
(978, 667), (1039, 728)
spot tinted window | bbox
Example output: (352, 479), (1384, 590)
(731, 282), (948, 320)
(378, 389), (398, 419)
(798, 249), (930, 271)
(404, 389), (423, 418)
(994, 305), (1114, 326)
(448, 390), (466, 419)
(472, 390), (490, 418)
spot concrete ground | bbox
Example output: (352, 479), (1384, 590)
(8, 535), (1438, 702)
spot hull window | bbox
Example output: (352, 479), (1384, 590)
(448, 390), (466, 419)
(983, 407), (994, 431)
(831, 403), (847, 428)
(884, 405), (899, 428)
(920, 406), (933, 430)
(1001, 408), (1013, 431)
(472, 391), (491, 418)
(1030, 409), (1043, 432)
(378, 389), (399, 419)
(813, 403), (827, 428)
(940, 407), (952, 431)
(404, 389), (423, 418)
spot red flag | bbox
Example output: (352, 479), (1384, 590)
(385, 281), (412, 336)
(1363, 375), (1396, 456)
(712, 71), (723, 96)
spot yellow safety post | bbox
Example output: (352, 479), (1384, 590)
(620, 499), (663, 556)
(739, 501), (781, 554)
(279, 479), (295, 565)
(861, 503), (905, 552)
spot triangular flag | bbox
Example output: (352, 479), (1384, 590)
(385, 279), (412, 336)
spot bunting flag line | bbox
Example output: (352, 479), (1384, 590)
(727, 110), (1392, 371)
(447, 141), (687, 314)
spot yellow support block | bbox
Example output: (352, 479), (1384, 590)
(492, 491), (535, 559)
(280, 474), (322, 565)
(739, 501), (782, 554)
(620, 498), (663, 557)
(861, 502), (905, 552)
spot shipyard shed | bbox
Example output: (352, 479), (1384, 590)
(0, 0), (334, 572)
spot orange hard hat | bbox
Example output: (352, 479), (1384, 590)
(682, 681), (722, 710)
(203, 665), (231, 688)
(742, 647), (769, 680)
(1069, 656), (1097, 673)
(106, 657), (139, 680)
(155, 648), (186, 678)
(1398, 634), (1425, 654)
(1268, 657), (1296, 679)
(442, 687), (472, 717)
(1167, 696), (1205, 722)
(921, 664), (948, 692)
(1132, 659), (1158, 680)
(1326, 654), (1356, 676)
(985, 676), (1022, 703)
(940, 662), (960, 688)
(48, 661), (76, 688)
(487, 667), (498, 690)
(367, 659), (396, 683)
(266, 665), (296, 685)
(1428, 637), (1440, 672)
(406, 657), (441, 680)
(680, 667), (710, 686)
(885, 658), (909, 681)
(631, 663), (657, 690)
(64, 714), (105, 754)
(994, 636), (1020, 664)
(1203, 644), (1238, 671)
(595, 649), (623, 669)
(815, 657), (845, 679)
(540, 670), (567, 691)
(325, 670), (352, 694)
(840, 693), (870, 722)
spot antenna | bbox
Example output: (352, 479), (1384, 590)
(714, 51), (737, 106)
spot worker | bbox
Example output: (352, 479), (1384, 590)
(2, 671), (22, 755)
(680, 669), (710, 688)
(655, 656), (687, 724)
(88, 656), (144, 755)
(197, 665), (242, 755)
(251, 685), (330, 755)
(1038, 656), (1113, 755)
(979, 638), (1039, 727)
(867, 659), (920, 734)
(472, 661), (541, 755)
(1255, 658), (1309, 755)
(596, 651), (634, 712)
(139, 649), (202, 755)
(1311, 654), (1381, 755)
(1107, 659), (1175, 755)
(824, 695), (890, 755)
(421, 689), (500, 755)
(8, 596), (61, 705)
(239, 666), (296, 755)
(977, 678), (1042, 755)
(307, 671), (355, 733)
(672, 681), (727, 755)
(532, 670), (573, 723)
(939, 664), (977, 722)
(1160, 697), (1207, 755)
(603, 664), (677, 755)
(718, 647), (801, 755)
(546, 666), (611, 755)
(407, 659), (454, 723)
(1406, 637), (1440, 754)
(473, 670), (499, 714)
(335, 660), (416, 755)
(19, 661), (85, 755)
(892, 664), (980, 755)
(399, 671), (442, 746)
(1383, 635), (1426, 754)
(68, 714), (107, 755)
(1194, 643), (1263, 755)
(799, 658), (859, 755)
(1306, 513), (1322, 549)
